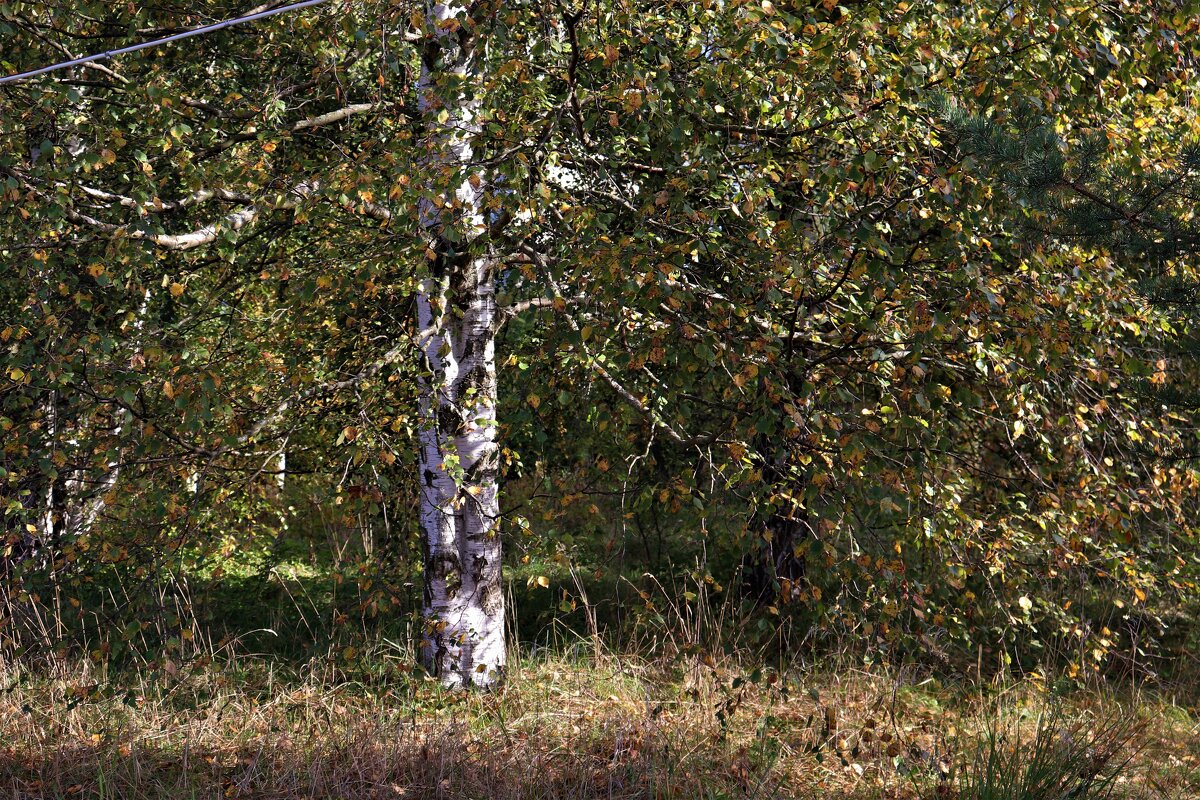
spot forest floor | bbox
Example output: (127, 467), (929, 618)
(1, 647), (1198, 800)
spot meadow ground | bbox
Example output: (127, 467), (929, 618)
(2, 643), (1197, 800)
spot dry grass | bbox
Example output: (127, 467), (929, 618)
(1, 646), (1197, 800)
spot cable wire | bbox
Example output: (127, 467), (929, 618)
(0, 0), (329, 86)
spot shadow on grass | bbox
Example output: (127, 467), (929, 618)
(0, 726), (784, 800)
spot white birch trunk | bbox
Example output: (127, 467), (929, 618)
(416, 2), (505, 688)
(62, 288), (151, 540)
(38, 392), (60, 550)
(276, 448), (287, 493)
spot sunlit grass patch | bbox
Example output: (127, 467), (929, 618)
(1, 650), (1195, 799)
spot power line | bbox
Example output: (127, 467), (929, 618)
(0, 0), (329, 86)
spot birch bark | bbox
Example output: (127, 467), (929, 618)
(416, 1), (504, 688)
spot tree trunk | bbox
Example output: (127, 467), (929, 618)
(416, 262), (504, 687)
(415, 2), (505, 688)
(743, 444), (810, 603)
(4, 393), (65, 577)
(38, 391), (63, 552)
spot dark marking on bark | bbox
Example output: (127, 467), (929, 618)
(469, 553), (487, 587)
(429, 239), (451, 280)
(421, 533), (433, 609)
(437, 403), (466, 437)
(462, 443), (499, 486)
(457, 363), (491, 395)
(444, 563), (462, 598)
(482, 578), (503, 615)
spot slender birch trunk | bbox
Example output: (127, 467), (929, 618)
(38, 392), (61, 552)
(62, 287), (151, 540)
(416, 2), (505, 688)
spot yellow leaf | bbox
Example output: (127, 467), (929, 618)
(536, 575), (549, 588)
(169, 282), (184, 297)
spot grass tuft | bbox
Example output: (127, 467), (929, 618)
(958, 704), (1142, 800)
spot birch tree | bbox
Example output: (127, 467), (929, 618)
(0, 0), (511, 684)
(3, 0), (1200, 683)
(411, 1), (504, 686)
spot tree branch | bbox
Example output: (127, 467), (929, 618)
(74, 184), (252, 213)
(52, 178), (392, 250)
(540, 269), (720, 447)
(197, 101), (384, 162)
(240, 338), (410, 445)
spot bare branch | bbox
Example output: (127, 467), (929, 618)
(539, 269), (720, 447)
(240, 333), (417, 445)
(65, 202), (265, 250)
(292, 102), (377, 132)
(496, 292), (587, 331)
(198, 101), (382, 161)
(58, 179), (392, 250)
(75, 184), (252, 213)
